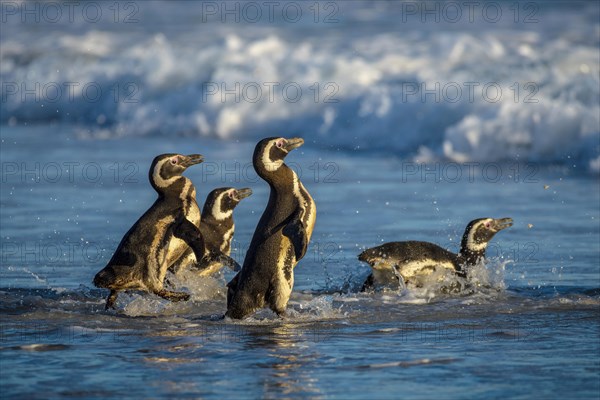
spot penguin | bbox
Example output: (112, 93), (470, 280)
(93, 153), (238, 309)
(359, 217), (513, 291)
(226, 137), (316, 319)
(171, 187), (252, 276)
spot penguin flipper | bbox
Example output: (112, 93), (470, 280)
(155, 289), (190, 302)
(226, 273), (240, 308)
(172, 216), (206, 263)
(361, 274), (374, 292)
(282, 219), (308, 261)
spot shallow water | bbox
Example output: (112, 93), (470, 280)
(1, 125), (599, 399)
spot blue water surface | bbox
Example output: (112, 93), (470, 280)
(1, 124), (599, 399)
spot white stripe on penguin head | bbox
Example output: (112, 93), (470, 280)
(152, 158), (180, 188)
(262, 140), (284, 172)
(466, 219), (490, 252)
(212, 191), (233, 221)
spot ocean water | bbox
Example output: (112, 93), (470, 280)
(1, 1), (600, 399)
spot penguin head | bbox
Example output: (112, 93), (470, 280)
(204, 187), (253, 220)
(149, 153), (204, 193)
(461, 217), (513, 253)
(253, 137), (304, 179)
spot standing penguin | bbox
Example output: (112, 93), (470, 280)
(359, 217), (513, 291)
(226, 137), (316, 319)
(171, 187), (252, 276)
(93, 153), (220, 309)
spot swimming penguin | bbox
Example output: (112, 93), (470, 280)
(171, 187), (252, 276)
(93, 153), (221, 309)
(226, 137), (316, 319)
(359, 217), (513, 291)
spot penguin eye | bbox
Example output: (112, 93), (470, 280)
(170, 157), (178, 165)
(276, 139), (286, 149)
(485, 222), (491, 228)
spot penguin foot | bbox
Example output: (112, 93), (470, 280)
(105, 290), (118, 310)
(190, 257), (212, 272)
(155, 289), (191, 302)
(274, 308), (288, 319)
(216, 254), (242, 272)
(195, 254), (241, 272)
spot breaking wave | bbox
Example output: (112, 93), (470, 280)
(1, 1), (598, 171)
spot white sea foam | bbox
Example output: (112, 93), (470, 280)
(1, 2), (598, 171)
(365, 256), (511, 304)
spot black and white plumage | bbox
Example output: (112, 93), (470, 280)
(226, 137), (316, 319)
(172, 187), (252, 276)
(93, 153), (209, 309)
(359, 217), (513, 290)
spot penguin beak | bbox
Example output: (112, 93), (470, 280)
(492, 217), (513, 232)
(284, 138), (304, 152)
(180, 154), (204, 168)
(234, 188), (253, 201)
